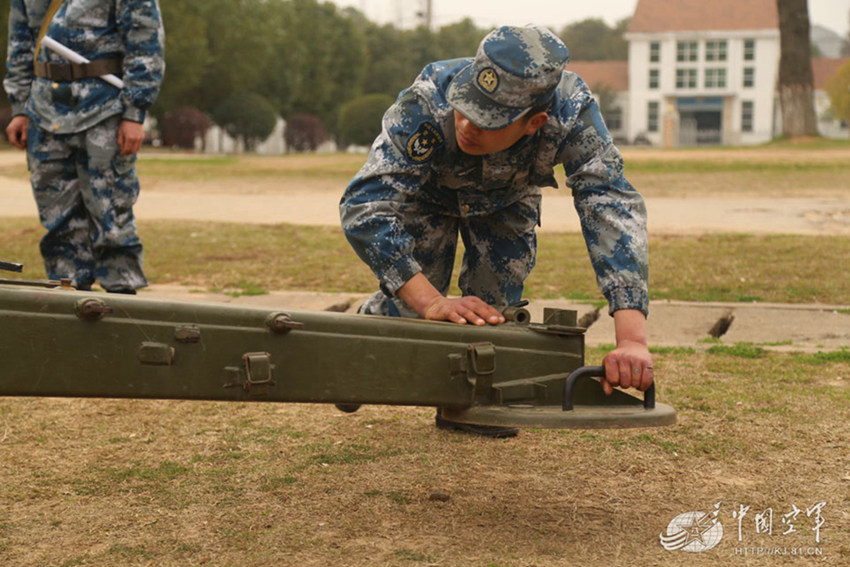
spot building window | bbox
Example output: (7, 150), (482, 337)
(649, 69), (659, 89)
(649, 42), (660, 63)
(743, 67), (755, 88)
(705, 40), (728, 62)
(705, 68), (727, 88)
(742, 101), (754, 132)
(676, 68), (698, 89)
(605, 108), (623, 131)
(744, 39), (756, 61)
(648, 101), (659, 132)
(677, 41), (698, 62)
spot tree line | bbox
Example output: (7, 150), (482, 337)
(3, 0), (845, 146)
(0, 0), (631, 149)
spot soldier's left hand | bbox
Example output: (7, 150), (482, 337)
(601, 340), (654, 395)
(118, 120), (145, 156)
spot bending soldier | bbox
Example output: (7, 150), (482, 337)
(340, 25), (653, 436)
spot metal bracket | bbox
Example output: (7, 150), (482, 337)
(138, 342), (175, 366)
(467, 342), (496, 401)
(223, 352), (276, 395)
(174, 325), (201, 343)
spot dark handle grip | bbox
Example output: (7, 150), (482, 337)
(0, 260), (24, 273)
(562, 365), (655, 411)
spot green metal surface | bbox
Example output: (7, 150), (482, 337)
(0, 280), (676, 429)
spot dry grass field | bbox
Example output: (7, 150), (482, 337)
(1, 141), (849, 566)
(1, 347), (847, 567)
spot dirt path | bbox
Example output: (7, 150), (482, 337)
(1, 149), (848, 235)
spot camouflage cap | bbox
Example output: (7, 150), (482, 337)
(447, 25), (570, 130)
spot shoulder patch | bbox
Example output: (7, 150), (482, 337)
(406, 122), (444, 162)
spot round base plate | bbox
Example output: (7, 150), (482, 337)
(440, 402), (677, 430)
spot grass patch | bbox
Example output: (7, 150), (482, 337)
(706, 343), (768, 358)
(8, 217), (847, 304)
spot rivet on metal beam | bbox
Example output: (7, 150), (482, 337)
(74, 297), (114, 321)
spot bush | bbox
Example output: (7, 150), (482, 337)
(161, 107), (211, 149)
(284, 113), (329, 152)
(212, 92), (278, 151)
(336, 94), (394, 148)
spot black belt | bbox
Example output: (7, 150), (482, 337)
(34, 58), (123, 82)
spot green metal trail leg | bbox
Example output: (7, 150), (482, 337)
(0, 282), (675, 429)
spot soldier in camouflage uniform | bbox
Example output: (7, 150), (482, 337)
(4, 0), (164, 293)
(340, 26), (652, 435)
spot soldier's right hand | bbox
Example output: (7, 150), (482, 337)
(398, 272), (505, 326)
(423, 295), (506, 326)
(5, 115), (28, 150)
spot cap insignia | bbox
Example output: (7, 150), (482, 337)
(476, 68), (499, 94)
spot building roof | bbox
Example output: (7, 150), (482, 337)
(628, 0), (778, 34)
(566, 61), (629, 92)
(812, 58), (850, 90)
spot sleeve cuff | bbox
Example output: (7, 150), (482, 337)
(379, 255), (422, 297)
(604, 286), (649, 317)
(122, 107), (147, 123)
(11, 102), (27, 117)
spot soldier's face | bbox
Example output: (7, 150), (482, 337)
(454, 110), (547, 155)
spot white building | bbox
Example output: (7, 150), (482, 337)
(566, 0), (849, 147)
(624, 0), (782, 146)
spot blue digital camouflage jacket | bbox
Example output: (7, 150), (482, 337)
(4, 0), (165, 133)
(340, 59), (650, 315)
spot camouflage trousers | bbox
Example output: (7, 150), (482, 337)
(27, 115), (147, 291)
(360, 191), (541, 318)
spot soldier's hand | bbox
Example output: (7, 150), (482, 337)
(118, 120), (145, 156)
(601, 339), (654, 395)
(423, 295), (506, 326)
(6, 115), (28, 150)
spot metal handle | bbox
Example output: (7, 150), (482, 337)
(562, 365), (655, 411)
(0, 260), (23, 273)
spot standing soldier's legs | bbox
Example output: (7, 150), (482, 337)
(28, 123), (96, 289)
(78, 116), (147, 292)
(458, 193), (541, 306)
(359, 202), (459, 318)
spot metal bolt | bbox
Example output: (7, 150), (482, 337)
(266, 312), (304, 334)
(75, 298), (114, 321)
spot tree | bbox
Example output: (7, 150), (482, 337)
(152, 1), (212, 124)
(265, 0), (367, 130)
(824, 59), (850, 124)
(337, 93), (394, 148)
(360, 23), (415, 97)
(212, 92), (277, 151)
(558, 18), (629, 61)
(776, 0), (818, 137)
(432, 18), (486, 61)
(284, 114), (329, 152)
